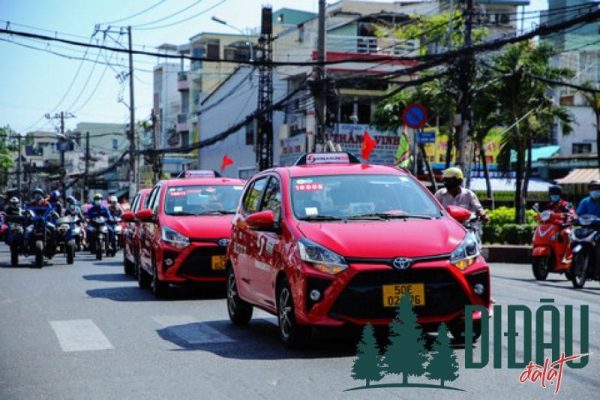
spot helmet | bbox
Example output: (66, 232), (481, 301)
(589, 180), (600, 190)
(548, 185), (562, 195)
(108, 195), (118, 204)
(32, 187), (45, 196)
(93, 193), (103, 201)
(442, 167), (464, 180)
(9, 197), (20, 206)
(50, 190), (61, 200)
(66, 195), (78, 205)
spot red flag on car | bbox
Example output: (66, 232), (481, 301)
(360, 131), (376, 161)
(221, 154), (234, 171)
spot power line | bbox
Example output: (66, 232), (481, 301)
(100, 0), (167, 25)
(135, 0), (227, 30)
(131, 0), (208, 28)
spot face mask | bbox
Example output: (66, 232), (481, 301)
(591, 190), (600, 200)
(94, 200), (101, 206)
(444, 179), (461, 190)
(34, 194), (42, 201)
(550, 195), (560, 202)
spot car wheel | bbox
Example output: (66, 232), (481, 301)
(151, 259), (169, 298)
(532, 256), (550, 281)
(227, 266), (253, 326)
(450, 320), (481, 344)
(137, 258), (151, 289)
(123, 249), (135, 275)
(277, 278), (310, 348)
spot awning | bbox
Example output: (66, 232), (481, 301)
(469, 178), (553, 192)
(510, 145), (560, 163)
(555, 168), (600, 184)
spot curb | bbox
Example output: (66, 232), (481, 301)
(482, 245), (532, 264)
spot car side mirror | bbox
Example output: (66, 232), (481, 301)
(135, 209), (154, 223)
(446, 205), (472, 223)
(121, 211), (135, 222)
(246, 210), (276, 231)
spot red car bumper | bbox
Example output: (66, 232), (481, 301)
(156, 241), (227, 284)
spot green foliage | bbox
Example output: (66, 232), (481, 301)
(486, 206), (536, 226)
(482, 207), (535, 244)
(0, 126), (17, 183)
(425, 324), (459, 386)
(351, 323), (384, 387)
(383, 295), (428, 384)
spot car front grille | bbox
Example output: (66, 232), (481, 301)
(177, 246), (226, 278)
(329, 267), (469, 320)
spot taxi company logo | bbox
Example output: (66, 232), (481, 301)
(347, 297), (591, 394)
(392, 257), (412, 270)
(218, 238), (229, 247)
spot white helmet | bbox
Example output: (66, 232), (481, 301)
(108, 195), (118, 204)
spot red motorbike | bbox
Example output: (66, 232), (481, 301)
(531, 210), (573, 281)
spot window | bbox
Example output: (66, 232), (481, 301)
(573, 143), (592, 154)
(147, 186), (161, 213)
(245, 121), (255, 145)
(112, 139), (118, 150)
(261, 177), (281, 221)
(206, 39), (220, 59)
(131, 194), (140, 212)
(242, 177), (267, 214)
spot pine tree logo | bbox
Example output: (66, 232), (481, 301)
(347, 294), (464, 392)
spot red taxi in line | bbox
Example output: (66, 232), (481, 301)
(226, 153), (491, 347)
(121, 188), (151, 276)
(131, 171), (245, 297)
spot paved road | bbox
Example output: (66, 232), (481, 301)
(0, 244), (598, 400)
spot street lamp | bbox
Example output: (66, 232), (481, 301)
(211, 16), (254, 62)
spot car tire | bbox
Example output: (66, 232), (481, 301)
(151, 259), (169, 298)
(226, 266), (253, 326)
(137, 259), (151, 289)
(277, 277), (310, 348)
(449, 320), (481, 344)
(123, 250), (135, 275)
(532, 256), (550, 281)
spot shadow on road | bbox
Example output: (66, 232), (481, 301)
(92, 260), (122, 267)
(83, 273), (136, 282)
(86, 284), (226, 302)
(494, 275), (600, 294)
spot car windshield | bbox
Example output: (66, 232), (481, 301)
(291, 174), (442, 220)
(164, 184), (244, 216)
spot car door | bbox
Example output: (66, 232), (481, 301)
(139, 185), (161, 274)
(125, 193), (140, 259)
(251, 175), (283, 308)
(235, 176), (269, 303)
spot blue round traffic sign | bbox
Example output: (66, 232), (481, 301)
(402, 103), (428, 129)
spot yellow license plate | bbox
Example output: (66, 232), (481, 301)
(211, 255), (227, 270)
(382, 283), (425, 307)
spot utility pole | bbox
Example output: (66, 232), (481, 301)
(151, 109), (161, 183)
(127, 25), (136, 202)
(45, 111), (74, 202)
(256, 6), (274, 171)
(16, 135), (22, 197)
(84, 131), (90, 202)
(314, 0), (327, 151)
(457, 0), (475, 186)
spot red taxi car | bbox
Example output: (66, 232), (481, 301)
(121, 188), (151, 276)
(226, 153), (491, 346)
(134, 172), (245, 297)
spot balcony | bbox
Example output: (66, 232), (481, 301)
(177, 72), (189, 91)
(176, 113), (189, 133)
(326, 35), (418, 56)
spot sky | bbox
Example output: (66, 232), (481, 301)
(0, 0), (548, 135)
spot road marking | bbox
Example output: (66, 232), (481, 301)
(152, 315), (235, 344)
(49, 319), (114, 352)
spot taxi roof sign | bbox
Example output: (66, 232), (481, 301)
(177, 170), (220, 178)
(294, 152), (360, 166)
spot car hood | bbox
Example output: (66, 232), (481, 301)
(162, 215), (233, 239)
(296, 218), (465, 258)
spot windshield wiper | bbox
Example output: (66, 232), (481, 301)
(299, 215), (344, 221)
(197, 210), (236, 215)
(168, 211), (198, 216)
(351, 213), (434, 220)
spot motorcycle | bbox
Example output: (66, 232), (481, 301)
(4, 213), (27, 267)
(111, 216), (124, 252)
(531, 210), (573, 281)
(55, 215), (80, 265)
(23, 206), (59, 268)
(88, 216), (110, 260)
(569, 214), (600, 289)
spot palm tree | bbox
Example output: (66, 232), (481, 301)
(491, 42), (574, 223)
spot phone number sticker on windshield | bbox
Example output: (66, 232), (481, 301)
(168, 191), (187, 197)
(295, 183), (323, 191)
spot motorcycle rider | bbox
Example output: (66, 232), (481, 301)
(48, 190), (63, 216)
(435, 167), (490, 222)
(65, 196), (85, 221)
(576, 180), (600, 218)
(107, 195), (123, 218)
(4, 197), (23, 216)
(29, 188), (50, 207)
(545, 185), (574, 214)
(86, 193), (115, 251)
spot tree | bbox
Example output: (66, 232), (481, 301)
(492, 42), (573, 223)
(0, 126), (18, 188)
(351, 323), (384, 387)
(579, 82), (600, 170)
(383, 294), (428, 384)
(425, 324), (459, 387)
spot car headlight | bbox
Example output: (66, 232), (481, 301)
(161, 226), (190, 249)
(298, 238), (348, 275)
(450, 232), (480, 270)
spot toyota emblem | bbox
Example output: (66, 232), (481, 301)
(218, 238), (230, 247)
(392, 257), (412, 270)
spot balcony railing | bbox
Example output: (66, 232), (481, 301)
(177, 72), (189, 91)
(326, 35), (418, 56)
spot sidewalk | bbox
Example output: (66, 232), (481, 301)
(481, 244), (532, 264)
